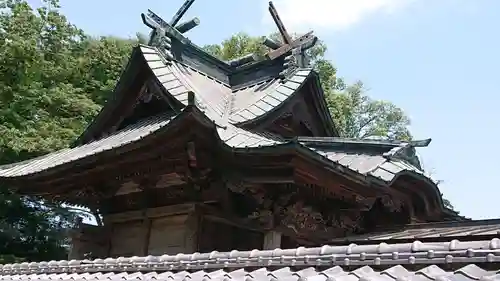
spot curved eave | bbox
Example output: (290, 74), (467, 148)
(309, 71), (339, 137)
(73, 46), (147, 146)
(0, 106), (213, 181)
(229, 69), (313, 125)
(294, 143), (450, 213)
(0, 106), (281, 182)
(229, 69), (338, 137)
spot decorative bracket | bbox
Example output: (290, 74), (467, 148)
(262, 1), (318, 65)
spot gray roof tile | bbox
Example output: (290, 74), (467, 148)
(3, 266), (498, 281)
(0, 239), (499, 278)
(331, 219), (500, 243)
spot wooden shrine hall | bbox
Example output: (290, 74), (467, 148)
(0, 0), (475, 264)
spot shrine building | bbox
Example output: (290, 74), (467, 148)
(0, 1), (499, 281)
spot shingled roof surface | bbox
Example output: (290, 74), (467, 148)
(1, 239), (499, 280)
(142, 45), (310, 125)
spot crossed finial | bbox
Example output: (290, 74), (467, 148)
(141, 0), (199, 45)
(263, 1), (318, 61)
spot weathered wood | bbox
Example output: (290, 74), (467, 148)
(266, 31), (315, 60)
(68, 224), (111, 259)
(199, 204), (266, 232)
(268, 1), (291, 44)
(261, 37), (281, 50)
(147, 215), (189, 255)
(143, 10), (186, 44)
(291, 154), (381, 200)
(391, 176), (437, 221)
(103, 203), (195, 223)
(227, 54), (258, 67)
(98, 63), (151, 139)
(22, 132), (191, 185)
(24, 129), (206, 191)
(101, 177), (221, 215)
(170, 0), (195, 26)
(110, 221), (144, 257)
(176, 18), (200, 33)
(264, 2), (317, 60)
(263, 230), (282, 249)
(184, 210), (201, 253)
(142, 218), (152, 255)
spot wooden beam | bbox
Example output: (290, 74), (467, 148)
(17, 113), (216, 186)
(184, 210), (201, 253)
(103, 203), (196, 224)
(198, 204), (265, 232)
(198, 204), (333, 245)
(263, 230), (282, 250)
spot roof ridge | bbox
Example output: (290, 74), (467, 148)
(2, 239), (499, 273)
(299, 137), (432, 148)
(144, 44), (231, 88)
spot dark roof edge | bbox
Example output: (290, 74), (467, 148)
(1, 105), (215, 181)
(309, 71), (339, 137)
(1, 239), (499, 273)
(298, 137), (432, 148)
(72, 46), (145, 147)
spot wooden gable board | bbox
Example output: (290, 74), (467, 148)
(74, 46), (185, 146)
(237, 71), (338, 138)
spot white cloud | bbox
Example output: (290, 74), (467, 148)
(262, 0), (414, 31)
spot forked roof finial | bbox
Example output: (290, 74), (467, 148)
(141, 0), (199, 46)
(263, 1), (318, 61)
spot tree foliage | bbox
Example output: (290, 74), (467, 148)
(0, 0), (135, 261)
(203, 33), (412, 140)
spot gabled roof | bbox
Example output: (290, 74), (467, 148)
(142, 46), (334, 131)
(1, 238), (499, 279)
(0, 102), (448, 219)
(76, 43), (337, 145)
(0, 103), (429, 186)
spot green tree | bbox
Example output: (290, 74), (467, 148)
(0, 0), (88, 261)
(203, 33), (411, 140)
(0, 0), (136, 261)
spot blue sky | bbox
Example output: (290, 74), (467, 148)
(41, 0), (499, 219)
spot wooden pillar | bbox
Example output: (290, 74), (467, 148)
(184, 209), (201, 253)
(263, 230), (282, 250)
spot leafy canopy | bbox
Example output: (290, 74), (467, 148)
(0, 0), (136, 261)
